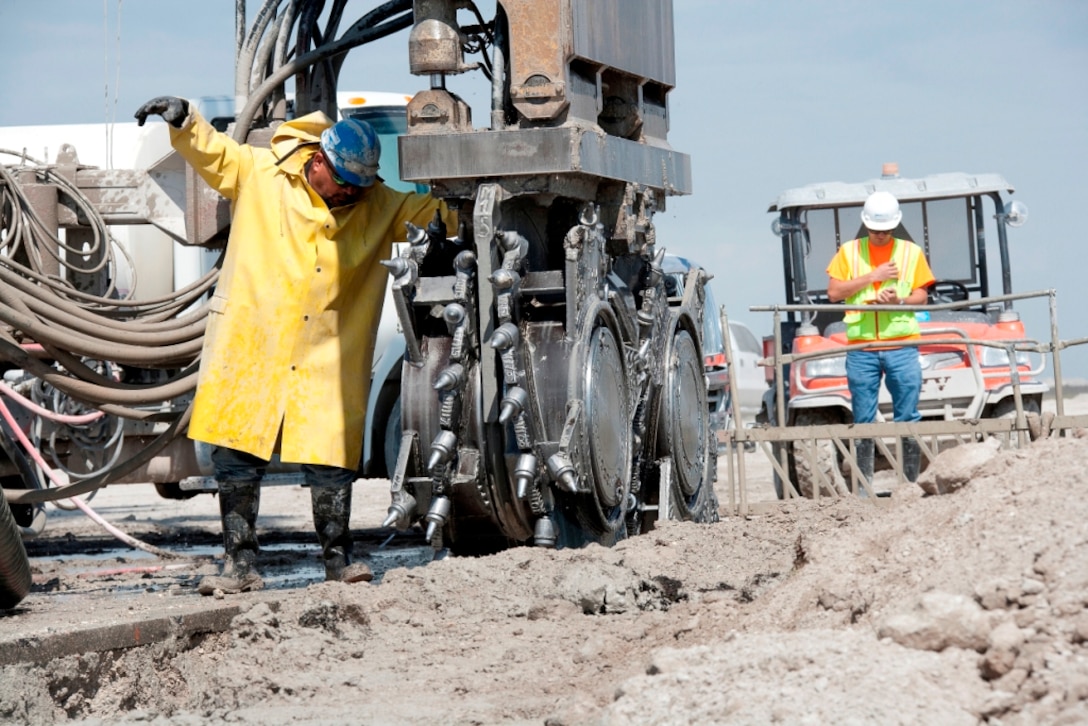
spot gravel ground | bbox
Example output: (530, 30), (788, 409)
(0, 397), (1086, 725)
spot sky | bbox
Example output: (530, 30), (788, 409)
(1, 0), (1087, 378)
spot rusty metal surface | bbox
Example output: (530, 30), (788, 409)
(502, 0), (569, 122)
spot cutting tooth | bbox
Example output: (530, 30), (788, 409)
(434, 364), (465, 391)
(514, 452), (538, 499)
(499, 386), (529, 424)
(546, 453), (579, 493)
(427, 430), (458, 472)
(490, 322), (519, 351)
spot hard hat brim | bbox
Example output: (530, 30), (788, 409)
(325, 150), (376, 187)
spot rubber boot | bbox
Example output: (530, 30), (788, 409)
(853, 438), (875, 497)
(198, 480), (265, 596)
(312, 484), (373, 583)
(902, 437), (922, 484)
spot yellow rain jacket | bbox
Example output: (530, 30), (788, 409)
(169, 108), (452, 469)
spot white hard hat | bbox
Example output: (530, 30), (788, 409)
(860, 191), (902, 231)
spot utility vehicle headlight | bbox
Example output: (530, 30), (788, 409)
(920, 352), (962, 370)
(979, 346), (1034, 368)
(802, 355), (846, 378)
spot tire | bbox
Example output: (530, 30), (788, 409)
(990, 396), (1041, 420)
(771, 441), (788, 500)
(0, 481), (32, 609)
(989, 396), (1043, 444)
(578, 322), (632, 538)
(0, 417), (47, 528)
(368, 383), (402, 479)
(668, 423), (720, 524)
(789, 409), (847, 498)
(382, 396), (402, 480)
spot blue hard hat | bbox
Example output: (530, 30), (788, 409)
(320, 117), (380, 187)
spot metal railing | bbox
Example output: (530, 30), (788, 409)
(717, 290), (1088, 516)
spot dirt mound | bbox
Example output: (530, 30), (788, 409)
(2, 435), (1087, 724)
(605, 435), (1088, 725)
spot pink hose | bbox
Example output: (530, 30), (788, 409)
(0, 379), (104, 425)
(0, 398), (182, 559)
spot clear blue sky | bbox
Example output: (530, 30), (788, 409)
(2, 1), (1087, 378)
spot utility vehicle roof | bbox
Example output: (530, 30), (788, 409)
(768, 171), (1014, 213)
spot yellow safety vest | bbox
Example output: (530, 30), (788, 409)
(843, 237), (923, 342)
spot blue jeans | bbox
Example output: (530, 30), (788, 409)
(210, 446), (356, 490)
(845, 347), (922, 424)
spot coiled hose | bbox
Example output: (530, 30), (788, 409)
(0, 152), (208, 507)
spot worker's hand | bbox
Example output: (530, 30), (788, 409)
(869, 260), (899, 283)
(875, 287), (900, 305)
(134, 97), (190, 128)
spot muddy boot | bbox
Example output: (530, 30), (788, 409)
(312, 484), (373, 583)
(198, 480), (265, 596)
(902, 437), (922, 484)
(853, 438), (875, 497)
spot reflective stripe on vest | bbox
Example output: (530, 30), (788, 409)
(842, 237), (923, 341)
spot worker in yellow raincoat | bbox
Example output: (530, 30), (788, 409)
(136, 96), (454, 595)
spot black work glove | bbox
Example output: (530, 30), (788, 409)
(134, 96), (190, 128)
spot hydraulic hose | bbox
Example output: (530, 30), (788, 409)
(0, 396), (181, 558)
(0, 0), (438, 503)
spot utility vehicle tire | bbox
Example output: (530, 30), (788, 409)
(990, 396), (1041, 420)
(931, 279), (971, 303)
(990, 396), (1044, 443)
(789, 409), (847, 498)
(0, 482), (31, 609)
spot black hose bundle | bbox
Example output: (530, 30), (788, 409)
(0, 156), (210, 415)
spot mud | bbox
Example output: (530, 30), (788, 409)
(1, 414), (1087, 724)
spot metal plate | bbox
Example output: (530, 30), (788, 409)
(663, 328), (708, 497)
(584, 324), (630, 508)
(399, 127), (692, 195)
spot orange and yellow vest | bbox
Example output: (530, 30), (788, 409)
(842, 237), (924, 342)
